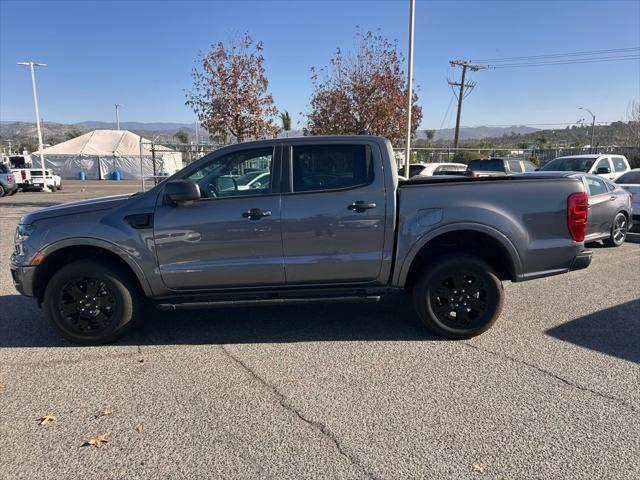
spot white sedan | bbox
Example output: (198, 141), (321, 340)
(403, 162), (468, 178)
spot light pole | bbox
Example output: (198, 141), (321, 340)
(17, 61), (46, 175)
(579, 107), (596, 152)
(115, 104), (122, 130)
(403, 0), (415, 178)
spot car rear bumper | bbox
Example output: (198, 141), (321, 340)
(10, 264), (37, 297)
(569, 250), (592, 272)
(2, 183), (18, 194)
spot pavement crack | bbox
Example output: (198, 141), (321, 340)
(219, 344), (381, 480)
(463, 342), (637, 413)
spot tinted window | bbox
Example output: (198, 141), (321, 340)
(187, 147), (274, 199)
(593, 158), (610, 172)
(507, 160), (522, 173)
(616, 170), (640, 184)
(585, 177), (608, 196)
(540, 157), (595, 172)
(467, 159), (504, 172)
(408, 164), (425, 177)
(522, 161), (537, 172)
(292, 145), (372, 192)
(612, 157), (627, 172)
(0, 164), (10, 174)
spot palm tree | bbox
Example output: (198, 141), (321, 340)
(279, 110), (292, 132)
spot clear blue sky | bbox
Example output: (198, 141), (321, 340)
(1, 0), (639, 130)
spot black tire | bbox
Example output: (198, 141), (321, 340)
(43, 259), (139, 345)
(603, 213), (627, 247)
(0, 185), (5, 197)
(412, 254), (504, 339)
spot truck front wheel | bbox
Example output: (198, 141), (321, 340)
(413, 254), (504, 339)
(43, 260), (138, 345)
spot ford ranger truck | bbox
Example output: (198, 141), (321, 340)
(10, 136), (592, 345)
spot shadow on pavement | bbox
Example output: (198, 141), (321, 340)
(546, 299), (640, 364)
(0, 292), (437, 348)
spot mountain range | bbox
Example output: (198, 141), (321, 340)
(0, 120), (540, 144)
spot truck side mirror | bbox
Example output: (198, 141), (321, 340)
(596, 166), (611, 175)
(165, 180), (200, 205)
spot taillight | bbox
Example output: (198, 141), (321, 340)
(567, 192), (588, 242)
(7, 175), (13, 182)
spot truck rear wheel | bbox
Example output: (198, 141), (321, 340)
(43, 259), (138, 345)
(412, 254), (504, 339)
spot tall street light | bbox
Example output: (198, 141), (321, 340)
(403, 0), (416, 178)
(115, 104), (122, 130)
(579, 106), (596, 152)
(17, 61), (47, 175)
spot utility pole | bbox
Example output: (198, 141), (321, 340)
(448, 60), (483, 149)
(115, 104), (122, 130)
(17, 61), (47, 176)
(579, 107), (596, 152)
(403, 0), (416, 178)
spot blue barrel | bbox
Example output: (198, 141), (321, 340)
(79, 171), (86, 180)
(112, 171), (121, 181)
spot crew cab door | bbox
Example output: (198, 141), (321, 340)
(583, 175), (613, 238)
(280, 142), (386, 284)
(153, 146), (285, 290)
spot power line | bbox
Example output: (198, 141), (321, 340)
(471, 46), (640, 63)
(487, 54), (640, 69)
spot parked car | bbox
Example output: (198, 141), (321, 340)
(11, 136), (593, 345)
(401, 163), (467, 178)
(0, 163), (19, 197)
(8, 154), (33, 188)
(466, 158), (537, 177)
(540, 154), (630, 181)
(23, 169), (62, 191)
(236, 170), (270, 190)
(571, 173), (633, 246)
(615, 168), (640, 229)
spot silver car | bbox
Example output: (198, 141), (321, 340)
(572, 173), (633, 246)
(615, 168), (640, 230)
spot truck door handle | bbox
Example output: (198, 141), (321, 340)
(609, 196), (616, 201)
(242, 208), (271, 220)
(348, 201), (377, 212)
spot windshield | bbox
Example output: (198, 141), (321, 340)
(616, 170), (640, 184)
(467, 159), (504, 172)
(540, 157), (595, 172)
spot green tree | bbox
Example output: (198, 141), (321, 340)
(425, 129), (435, 143)
(173, 130), (189, 144)
(65, 129), (83, 140)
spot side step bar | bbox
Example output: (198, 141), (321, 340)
(156, 295), (381, 311)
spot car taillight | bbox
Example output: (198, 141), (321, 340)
(7, 175), (13, 182)
(567, 192), (588, 242)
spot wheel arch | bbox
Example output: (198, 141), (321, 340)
(33, 238), (152, 302)
(397, 224), (522, 291)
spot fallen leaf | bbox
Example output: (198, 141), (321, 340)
(86, 433), (108, 448)
(95, 407), (112, 418)
(135, 424), (144, 433)
(472, 463), (485, 473)
(39, 414), (57, 425)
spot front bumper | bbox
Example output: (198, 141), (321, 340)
(10, 264), (37, 297)
(569, 250), (592, 272)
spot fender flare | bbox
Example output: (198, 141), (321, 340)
(394, 222), (523, 286)
(37, 237), (153, 296)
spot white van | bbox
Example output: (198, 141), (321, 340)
(540, 154), (631, 181)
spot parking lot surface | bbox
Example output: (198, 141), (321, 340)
(1, 182), (639, 479)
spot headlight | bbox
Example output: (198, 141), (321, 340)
(14, 224), (35, 256)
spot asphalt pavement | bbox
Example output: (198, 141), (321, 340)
(1, 182), (639, 479)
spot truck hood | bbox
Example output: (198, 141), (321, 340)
(21, 194), (136, 224)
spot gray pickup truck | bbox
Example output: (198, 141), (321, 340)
(11, 136), (592, 344)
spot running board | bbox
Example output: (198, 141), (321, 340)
(156, 295), (381, 311)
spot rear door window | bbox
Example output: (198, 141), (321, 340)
(612, 157), (627, 172)
(616, 170), (640, 184)
(507, 160), (522, 173)
(585, 176), (608, 196)
(291, 144), (373, 192)
(467, 159), (504, 172)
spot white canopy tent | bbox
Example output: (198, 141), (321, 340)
(34, 130), (183, 180)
